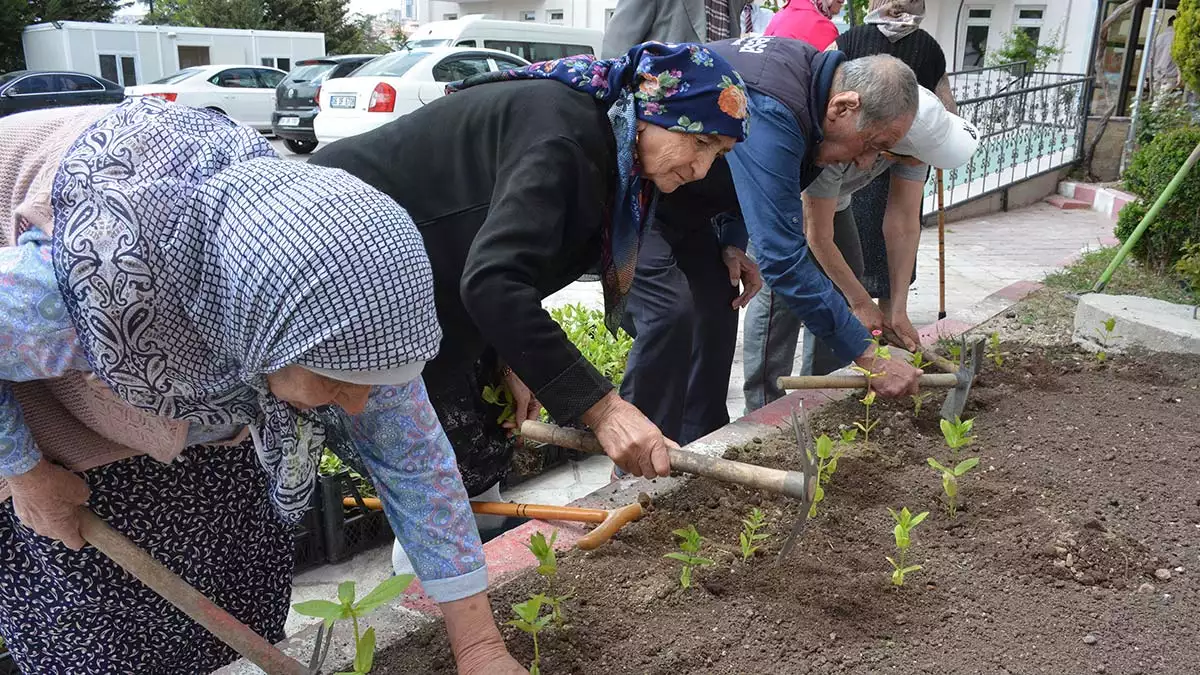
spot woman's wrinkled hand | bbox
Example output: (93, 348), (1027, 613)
(8, 459), (91, 550)
(581, 392), (673, 478)
(721, 246), (763, 309)
(501, 368), (543, 432)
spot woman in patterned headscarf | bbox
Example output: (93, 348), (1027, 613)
(310, 42), (749, 536)
(765, 0), (847, 48)
(0, 99), (525, 673)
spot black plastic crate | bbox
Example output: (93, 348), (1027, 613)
(318, 472), (393, 564)
(0, 650), (20, 675)
(292, 489), (326, 573)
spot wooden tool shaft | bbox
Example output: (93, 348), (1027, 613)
(937, 168), (946, 319)
(777, 373), (960, 390)
(520, 421), (809, 501)
(879, 326), (958, 373)
(77, 509), (308, 675)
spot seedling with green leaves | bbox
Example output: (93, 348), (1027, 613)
(985, 331), (1006, 368)
(665, 524), (714, 589)
(1095, 317), (1119, 362)
(526, 530), (571, 626)
(838, 427), (859, 446)
(738, 508), (769, 561)
(805, 433), (845, 519)
(886, 507), (928, 587)
(481, 383), (516, 426)
(293, 575), (414, 674)
(910, 391), (933, 417)
(909, 350), (929, 369)
(507, 594), (552, 675)
(939, 417), (975, 457)
(847, 330), (890, 443)
(927, 456), (980, 519)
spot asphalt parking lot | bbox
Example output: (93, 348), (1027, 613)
(269, 137), (309, 160)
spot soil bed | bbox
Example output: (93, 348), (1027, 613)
(378, 345), (1200, 674)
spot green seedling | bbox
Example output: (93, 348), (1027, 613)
(738, 508), (770, 561)
(838, 427), (859, 446)
(507, 594), (552, 675)
(945, 342), (963, 362)
(939, 417), (976, 457)
(853, 390), (880, 443)
(1095, 317), (1119, 362)
(847, 330), (890, 443)
(806, 434), (845, 519)
(911, 391), (933, 417)
(985, 331), (1006, 368)
(526, 530), (571, 627)
(910, 350), (929, 369)
(665, 525), (714, 589)
(927, 456), (981, 519)
(318, 449), (377, 499)
(481, 383), (516, 426)
(294, 575), (414, 674)
(886, 506), (928, 587)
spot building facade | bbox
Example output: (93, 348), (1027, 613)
(921, 2), (1099, 76)
(414, 0), (618, 30)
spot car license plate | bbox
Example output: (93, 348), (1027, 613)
(279, 116), (300, 127)
(329, 95), (356, 109)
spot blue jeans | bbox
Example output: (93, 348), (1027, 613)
(742, 207), (865, 413)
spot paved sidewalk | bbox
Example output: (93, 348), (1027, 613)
(286, 201), (1115, 632)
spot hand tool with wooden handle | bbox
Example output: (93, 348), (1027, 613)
(345, 497), (646, 550)
(777, 338), (984, 421)
(77, 508), (310, 675)
(519, 420), (810, 501)
(937, 168), (947, 321)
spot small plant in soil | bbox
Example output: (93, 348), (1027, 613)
(738, 508), (769, 561)
(806, 434), (845, 519)
(910, 350), (929, 369)
(665, 525), (714, 589)
(939, 417), (976, 457)
(886, 507), (928, 587)
(481, 383), (517, 426)
(910, 391), (933, 417)
(507, 594), (552, 675)
(985, 331), (1007, 368)
(849, 330), (890, 442)
(838, 427), (858, 445)
(526, 530), (571, 627)
(294, 575), (414, 674)
(1095, 317), (1119, 362)
(927, 456), (980, 519)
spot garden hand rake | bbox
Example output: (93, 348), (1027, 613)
(776, 405), (819, 562)
(776, 338), (984, 421)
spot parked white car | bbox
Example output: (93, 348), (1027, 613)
(313, 47), (529, 146)
(125, 64), (286, 131)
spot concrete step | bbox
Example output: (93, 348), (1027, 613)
(1045, 194), (1092, 210)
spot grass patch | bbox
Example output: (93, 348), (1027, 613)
(1044, 247), (1197, 305)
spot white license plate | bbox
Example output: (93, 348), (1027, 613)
(329, 95), (356, 109)
(278, 116), (300, 127)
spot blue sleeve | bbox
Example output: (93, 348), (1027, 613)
(725, 91), (872, 363)
(348, 378), (488, 603)
(0, 383), (40, 477)
(715, 211), (749, 251)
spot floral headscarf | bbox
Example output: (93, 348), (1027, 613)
(446, 42), (749, 336)
(865, 0), (926, 42)
(808, 0), (840, 19)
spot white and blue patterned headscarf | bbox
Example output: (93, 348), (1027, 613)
(51, 98), (441, 523)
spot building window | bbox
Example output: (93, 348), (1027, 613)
(98, 54), (137, 86)
(547, 9), (564, 24)
(521, 10), (536, 21)
(962, 7), (993, 69)
(404, 0), (414, 19)
(1014, 6), (1046, 45)
(605, 8), (616, 25)
(260, 57), (291, 71)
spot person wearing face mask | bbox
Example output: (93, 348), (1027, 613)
(765, 0), (846, 49)
(668, 36), (926, 401)
(742, 86), (980, 410)
(309, 43), (750, 547)
(0, 99), (528, 673)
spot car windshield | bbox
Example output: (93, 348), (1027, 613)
(351, 51), (429, 78)
(152, 68), (205, 85)
(408, 39), (452, 49)
(286, 62), (337, 84)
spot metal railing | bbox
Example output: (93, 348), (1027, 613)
(947, 61), (1028, 101)
(922, 65), (1091, 217)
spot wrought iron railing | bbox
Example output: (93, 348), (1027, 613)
(922, 67), (1090, 217)
(947, 61), (1028, 101)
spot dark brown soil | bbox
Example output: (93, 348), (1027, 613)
(377, 346), (1200, 675)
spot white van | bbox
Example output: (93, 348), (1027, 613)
(407, 16), (603, 62)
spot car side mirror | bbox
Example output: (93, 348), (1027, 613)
(0, 90), (13, 98)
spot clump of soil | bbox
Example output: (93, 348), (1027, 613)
(377, 346), (1200, 674)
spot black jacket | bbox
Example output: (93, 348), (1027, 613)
(310, 80), (618, 422)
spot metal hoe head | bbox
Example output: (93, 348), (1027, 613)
(939, 337), (984, 422)
(776, 405), (820, 563)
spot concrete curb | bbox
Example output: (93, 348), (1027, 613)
(221, 277), (1055, 674)
(1058, 180), (1137, 224)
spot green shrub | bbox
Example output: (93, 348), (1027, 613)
(1135, 89), (1200, 148)
(549, 303), (633, 385)
(985, 27), (1065, 71)
(1176, 241), (1200, 290)
(1176, 0), (1200, 94)
(1117, 125), (1200, 267)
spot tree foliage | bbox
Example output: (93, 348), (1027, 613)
(2, 0), (125, 73)
(1177, 0), (1200, 94)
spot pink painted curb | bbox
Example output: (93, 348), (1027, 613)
(394, 276), (1052, 615)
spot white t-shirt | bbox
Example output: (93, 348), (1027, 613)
(804, 156), (929, 211)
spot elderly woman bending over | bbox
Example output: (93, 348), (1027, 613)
(311, 43), (750, 545)
(0, 99), (523, 674)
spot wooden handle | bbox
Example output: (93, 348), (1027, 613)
(342, 497), (611, 524)
(520, 421), (810, 501)
(880, 326), (959, 374)
(777, 373), (961, 390)
(77, 509), (308, 675)
(577, 502), (644, 550)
